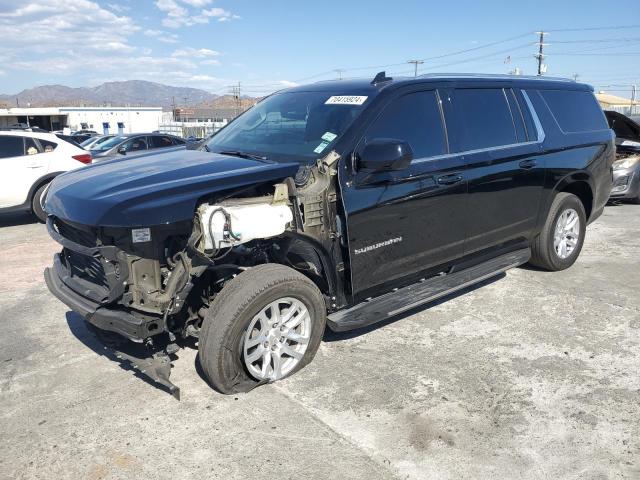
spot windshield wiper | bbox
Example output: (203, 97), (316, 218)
(218, 150), (269, 162)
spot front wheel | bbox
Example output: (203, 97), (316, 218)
(529, 192), (587, 271)
(198, 264), (326, 394)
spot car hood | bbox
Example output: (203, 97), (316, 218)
(45, 149), (300, 227)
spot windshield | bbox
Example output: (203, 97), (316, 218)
(91, 135), (128, 151)
(204, 91), (369, 162)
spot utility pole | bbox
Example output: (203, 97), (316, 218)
(230, 82), (241, 118)
(407, 59), (424, 77)
(535, 31), (548, 76)
(632, 84), (637, 115)
(334, 69), (346, 80)
(572, 73), (579, 82)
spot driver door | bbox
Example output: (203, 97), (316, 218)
(340, 89), (468, 301)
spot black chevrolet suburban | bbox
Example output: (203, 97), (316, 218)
(44, 73), (614, 397)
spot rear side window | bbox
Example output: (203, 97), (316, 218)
(540, 90), (607, 133)
(0, 136), (25, 158)
(451, 88), (517, 151)
(24, 137), (42, 155)
(363, 90), (447, 159)
(172, 137), (186, 145)
(40, 139), (58, 152)
(150, 136), (174, 148)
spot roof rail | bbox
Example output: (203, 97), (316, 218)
(415, 72), (575, 82)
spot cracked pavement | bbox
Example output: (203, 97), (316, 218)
(0, 204), (638, 479)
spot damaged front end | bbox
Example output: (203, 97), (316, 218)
(44, 152), (347, 398)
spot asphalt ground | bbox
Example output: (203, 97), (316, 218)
(1, 203), (638, 480)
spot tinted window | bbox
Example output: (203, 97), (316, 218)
(541, 90), (607, 133)
(123, 137), (148, 152)
(452, 88), (517, 151)
(0, 136), (25, 158)
(363, 90), (447, 159)
(172, 137), (186, 145)
(24, 137), (42, 155)
(150, 136), (174, 148)
(40, 139), (57, 152)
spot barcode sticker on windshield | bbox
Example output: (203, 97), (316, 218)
(325, 96), (368, 105)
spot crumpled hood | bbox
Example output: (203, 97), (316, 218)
(45, 149), (300, 227)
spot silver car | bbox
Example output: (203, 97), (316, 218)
(606, 111), (640, 203)
(89, 133), (187, 161)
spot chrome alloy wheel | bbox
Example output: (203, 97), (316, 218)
(243, 297), (311, 381)
(553, 208), (580, 259)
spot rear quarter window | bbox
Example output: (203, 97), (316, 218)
(540, 90), (607, 133)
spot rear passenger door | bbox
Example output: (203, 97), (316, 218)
(448, 87), (545, 255)
(0, 136), (48, 208)
(342, 89), (467, 301)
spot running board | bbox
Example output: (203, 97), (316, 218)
(327, 248), (530, 332)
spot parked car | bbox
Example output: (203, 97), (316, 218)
(43, 73), (613, 398)
(55, 134), (83, 147)
(0, 130), (92, 222)
(80, 134), (115, 150)
(605, 110), (640, 202)
(88, 133), (187, 161)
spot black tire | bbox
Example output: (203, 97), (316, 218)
(198, 263), (326, 394)
(529, 192), (587, 271)
(31, 182), (49, 223)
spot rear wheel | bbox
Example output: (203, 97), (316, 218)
(198, 264), (326, 394)
(31, 182), (49, 223)
(529, 192), (586, 271)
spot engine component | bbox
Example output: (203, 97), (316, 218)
(199, 202), (293, 251)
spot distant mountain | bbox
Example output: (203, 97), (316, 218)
(0, 80), (219, 107)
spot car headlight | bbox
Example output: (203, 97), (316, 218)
(613, 155), (640, 171)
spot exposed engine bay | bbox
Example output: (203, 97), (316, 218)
(60, 151), (346, 347)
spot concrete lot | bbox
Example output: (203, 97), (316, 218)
(0, 205), (638, 480)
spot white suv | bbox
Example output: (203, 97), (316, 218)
(0, 130), (91, 222)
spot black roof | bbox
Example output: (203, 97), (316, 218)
(285, 73), (592, 96)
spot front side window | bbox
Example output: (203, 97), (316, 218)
(123, 137), (148, 152)
(451, 88), (518, 151)
(362, 90), (447, 159)
(0, 136), (25, 158)
(205, 91), (369, 162)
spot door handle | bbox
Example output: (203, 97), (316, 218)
(26, 164), (44, 169)
(437, 174), (463, 185)
(519, 159), (537, 170)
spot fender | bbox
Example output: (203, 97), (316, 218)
(279, 231), (342, 308)
(537, 170), (595, 232)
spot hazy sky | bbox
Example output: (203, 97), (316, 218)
(0, 0), (638, 98)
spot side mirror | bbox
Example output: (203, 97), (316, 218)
(117, 145), (127, 155)
(358, 138), (413, 172)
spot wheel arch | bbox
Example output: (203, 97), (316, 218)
(551, 172), (595, 221)
(27, 171), (64, 211)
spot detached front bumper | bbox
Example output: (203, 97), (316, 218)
(45, 257), (181, 399)
(45, 256), (151, 341)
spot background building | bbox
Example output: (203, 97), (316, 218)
(595, 92), (638, 115)
(0, 106), (164, 133)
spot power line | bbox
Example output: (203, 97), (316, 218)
(546, 24), (640, 32)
